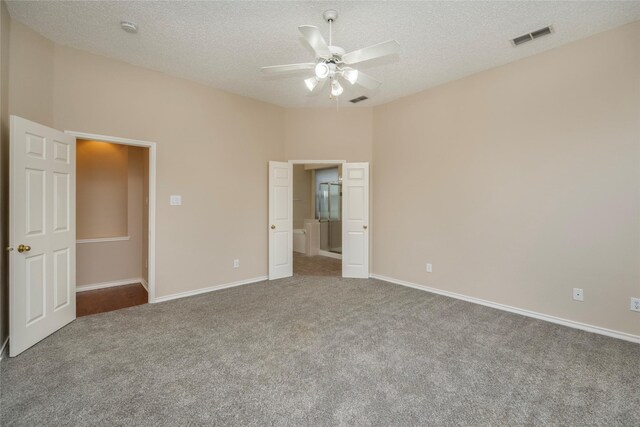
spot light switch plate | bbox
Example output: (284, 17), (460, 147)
(170, 195), (182, 206)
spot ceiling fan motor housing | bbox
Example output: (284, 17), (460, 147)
(328, 45), (345, 60)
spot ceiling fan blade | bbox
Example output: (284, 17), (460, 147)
(342, 40), (400, 65)
(260, 63), (315, 74)
(354, 71), (381, 90)
(298, 25), (331, 58)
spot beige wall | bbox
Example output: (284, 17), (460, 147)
(0, 0), (9, 346)
(50, 43), (284, 298)
(284, 108), (373, 162)
(76, 144), (147, 286)
(76, 140), (128, 239)
(372, 21), (640, 336)
(8, 19), (53, 126)
(292, 164), (312, 229)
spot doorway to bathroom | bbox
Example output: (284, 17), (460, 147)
(292, 163), (342, 277)
(268, 160), (369, 280)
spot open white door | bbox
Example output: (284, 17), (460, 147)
(9, 116), (76, 357)
(268, 161), (293, 280)
(342, 162), (369, 278)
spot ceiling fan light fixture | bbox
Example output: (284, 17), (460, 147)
(342, 68), (359, 85)
(260, 9), (399, 103)
(331, 79), (344, 96)
(315, 62), (330, 79)
(304, 76), (319, 92)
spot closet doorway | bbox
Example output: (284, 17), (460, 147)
(69, 132), (156, 316)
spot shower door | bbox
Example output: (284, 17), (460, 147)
(318, 182), (342, 254)
(328, 182), (342, 254)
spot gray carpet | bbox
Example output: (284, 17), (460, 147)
(1, 276), (639, 426)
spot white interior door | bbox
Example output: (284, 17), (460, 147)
(10, 116), (76, 357)
(342, 162), (369, 278)
(268, 161), (292, 280)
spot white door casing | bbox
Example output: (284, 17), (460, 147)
(268, 161), (293, 280)
(10, 116), (76, 357)
(342, 162), (369, 278)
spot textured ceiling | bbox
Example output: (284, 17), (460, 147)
(6, 1), (640, 108)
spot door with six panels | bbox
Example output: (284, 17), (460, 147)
(9, 116), (76, 357)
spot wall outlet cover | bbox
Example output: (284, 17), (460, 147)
(573, 288), (584, 302)
(170, 195), (182, 206)
(233, 259), (240, 268)
(426, 263), (432, 273)
(631, 297), (640, 312)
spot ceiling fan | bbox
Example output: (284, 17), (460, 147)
(261, 10), (400, 100)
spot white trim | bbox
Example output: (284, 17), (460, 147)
(66, 130), (157, 303)
(140, 278), (149, 292)
(153, 276), (267, 303)
(66, 131), (155, 148)
(76, 278), (145, 293)
(370, 274), (640, 344)
(76, 236), (130, 244)
(0, 337), (9, 361)
(318, 250), (342, 260)
(288, 160), (346, 165)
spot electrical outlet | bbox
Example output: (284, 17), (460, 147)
(573, 288), (584, 302)
(426, 263), (432, 273)
(631, 297), (640, 312)
(233, 259), (240, 268)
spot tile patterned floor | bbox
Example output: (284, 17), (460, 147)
(293, 252), (342, 277)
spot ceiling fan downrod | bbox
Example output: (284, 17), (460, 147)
(323, 9), (338, 47)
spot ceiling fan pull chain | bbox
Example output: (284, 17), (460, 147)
(329, 19), (332, 46)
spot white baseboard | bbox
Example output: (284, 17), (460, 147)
(370, 273), (640, 345)
(153, 276), (268, 304)
(318, 250), (342, 260)
(76, 278), (144, 293)
(0, 336), (9, 360)
(140, 278), (149, 292)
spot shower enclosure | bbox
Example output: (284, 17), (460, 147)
(317, 181), (342, 254)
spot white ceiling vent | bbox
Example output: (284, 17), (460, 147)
(512, 25), (553, 46)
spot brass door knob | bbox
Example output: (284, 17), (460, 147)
(363, 225), (368, 230)
(270, 225), (276, 229)
(17, 244), (31, 253)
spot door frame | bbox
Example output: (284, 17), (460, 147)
(287, 159), (361, 274)
(65, 131), (158, 302)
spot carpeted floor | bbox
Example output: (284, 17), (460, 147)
(2, 276), (639, 426)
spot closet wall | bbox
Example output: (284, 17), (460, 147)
(76, 140), (148, 288)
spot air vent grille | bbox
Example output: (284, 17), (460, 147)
(512, 25), (553, 46)
(349, 96), (369, 104)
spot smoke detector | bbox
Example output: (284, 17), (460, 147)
(120, 21), (138, 34)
